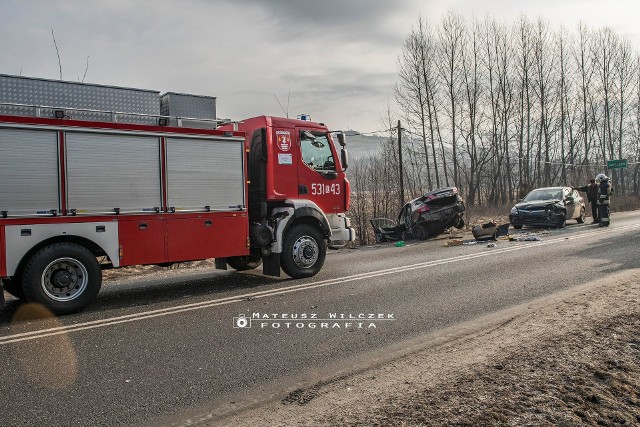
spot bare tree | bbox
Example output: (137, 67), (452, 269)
(613, 37), (636, 193)
(438, 11), (466, 188)
(395, 17), (433, 189)
(574, 22), (595, 165)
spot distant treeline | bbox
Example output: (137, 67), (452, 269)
(347, 12), (640, 244)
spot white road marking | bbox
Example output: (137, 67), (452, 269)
(1, 223), (638, 345)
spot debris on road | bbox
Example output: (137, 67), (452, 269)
(471, 221), (510, 242)
(509, 236), (543, 242)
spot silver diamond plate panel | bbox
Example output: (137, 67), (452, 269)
(160, 92), (216, 120)
(0, 74), (160, 118)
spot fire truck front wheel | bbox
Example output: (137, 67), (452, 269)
(21, 243), (102, 315)
(281, 224), (326, 279)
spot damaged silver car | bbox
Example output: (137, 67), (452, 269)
(509, 186), (586, 229)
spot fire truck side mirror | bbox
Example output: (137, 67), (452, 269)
(336, 132), (346, 147)
(341, 148), (349, 171)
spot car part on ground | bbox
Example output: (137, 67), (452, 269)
(370, 187), (466, 242)
(509, 186), (586, 229)
(472, 222), (510, 241)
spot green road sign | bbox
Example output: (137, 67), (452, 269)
(607, 159), (628, 169)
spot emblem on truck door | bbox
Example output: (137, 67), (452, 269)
(276, 130), (291, 151)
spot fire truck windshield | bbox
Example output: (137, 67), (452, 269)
(300, 132), (336, 171)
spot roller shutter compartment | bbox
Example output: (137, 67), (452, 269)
(0, 128), (59, 216)
(65, 133), (161, 214)
(166, 137), (245, 211)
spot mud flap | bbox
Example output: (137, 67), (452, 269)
(263, 253), (281, 277)
(215, 258), (228, 270)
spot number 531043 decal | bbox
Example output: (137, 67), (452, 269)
(311, 183), (341, 195)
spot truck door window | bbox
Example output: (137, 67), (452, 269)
(300, 132), (335, 171)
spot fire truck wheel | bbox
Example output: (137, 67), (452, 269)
(21, 243), (102, 315)
(281, 224), (326, 279)
(227, 254), (262, 271)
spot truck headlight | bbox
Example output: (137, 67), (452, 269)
(510, 207), (518, 215)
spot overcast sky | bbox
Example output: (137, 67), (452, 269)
(1, 0), (639, 133)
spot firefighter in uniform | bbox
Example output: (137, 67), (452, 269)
(595, 173), (613, 227)
(576, 178), (599, 223)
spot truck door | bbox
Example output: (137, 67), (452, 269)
(296, 129), (343, 214)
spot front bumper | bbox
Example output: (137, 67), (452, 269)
(328, 213), (356, 242)
(509, 211), (565, 227)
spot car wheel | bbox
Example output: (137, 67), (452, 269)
(411, 225), (429, 240)
(577, 208), (586, 224)
(512, 224), (523, 230)
(556, 216), (567, 228)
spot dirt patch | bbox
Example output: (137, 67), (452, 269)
(102, 259), (217, 281)
(215, 270), (640, 426)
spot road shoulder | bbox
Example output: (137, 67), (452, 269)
(215, 268), (640, 426)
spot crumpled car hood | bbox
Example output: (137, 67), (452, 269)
(515, 199), (562, 210)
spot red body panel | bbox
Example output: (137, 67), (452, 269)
(58, 131), (67, 215)
(268, 123), (299, 200)
(118, 218), (166, 266)
(0, 226), (6, 277)
(165, 213), (248, 262)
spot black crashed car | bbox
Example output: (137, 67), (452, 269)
(371, 187), (465, 241)
(509, 186), (586, 229)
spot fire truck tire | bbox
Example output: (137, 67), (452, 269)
(281, 224), (326, 279)
(227, 254), (262, 271)
(21, 243), (102, 315)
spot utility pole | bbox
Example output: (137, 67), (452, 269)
(398, 120), (405, 207)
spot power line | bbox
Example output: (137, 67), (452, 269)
(516, 157), (640, 167)
(349, 128), (395, 136)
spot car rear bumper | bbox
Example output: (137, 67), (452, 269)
(418, 203), (465, 223)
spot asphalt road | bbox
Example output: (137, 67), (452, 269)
(1, 211), (639, 426)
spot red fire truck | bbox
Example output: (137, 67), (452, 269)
(0, 75), (354, 314)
